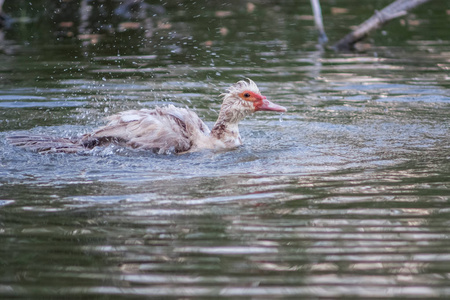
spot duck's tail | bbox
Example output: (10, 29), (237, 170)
(6, 135), (87, 154)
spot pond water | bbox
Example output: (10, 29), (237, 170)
(1, 0), (450, 298)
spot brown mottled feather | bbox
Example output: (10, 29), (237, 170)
(82, 105), (210, 153)
(7, 135), (85, 154)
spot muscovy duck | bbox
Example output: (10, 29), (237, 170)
(8, 79), (286, 154)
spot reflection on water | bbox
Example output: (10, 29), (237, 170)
(1, 0), (450, 298)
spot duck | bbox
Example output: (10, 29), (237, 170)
(7, 79), (287, 154)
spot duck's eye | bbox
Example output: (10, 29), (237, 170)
(244, 93), (251, 98)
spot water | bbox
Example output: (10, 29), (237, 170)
(1, 1), (450, 298)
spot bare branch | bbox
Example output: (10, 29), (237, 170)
(310, 0), (328, 44)
(333, 0), (432, 51)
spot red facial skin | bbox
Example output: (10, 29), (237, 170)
(239, 90), (287, 112)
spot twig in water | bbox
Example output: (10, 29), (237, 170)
(310, 0), (328, 44)
(333, 0), (432, 51)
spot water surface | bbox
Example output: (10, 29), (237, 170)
(1, 1), (450, 298)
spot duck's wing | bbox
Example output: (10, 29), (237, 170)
(6, 135), (85, 153)
(83, 106), (210, 153)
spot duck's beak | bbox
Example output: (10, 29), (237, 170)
(256, 98), (287, 112)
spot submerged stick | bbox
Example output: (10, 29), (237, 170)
(310, 0), (328, 44)
(333, 0), (432, 51)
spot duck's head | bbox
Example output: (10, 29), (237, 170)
(219, 79), (287, 123)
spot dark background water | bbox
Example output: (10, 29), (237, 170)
(1, 0), (450, 298)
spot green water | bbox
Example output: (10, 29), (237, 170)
(1, 0), (450, 298)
